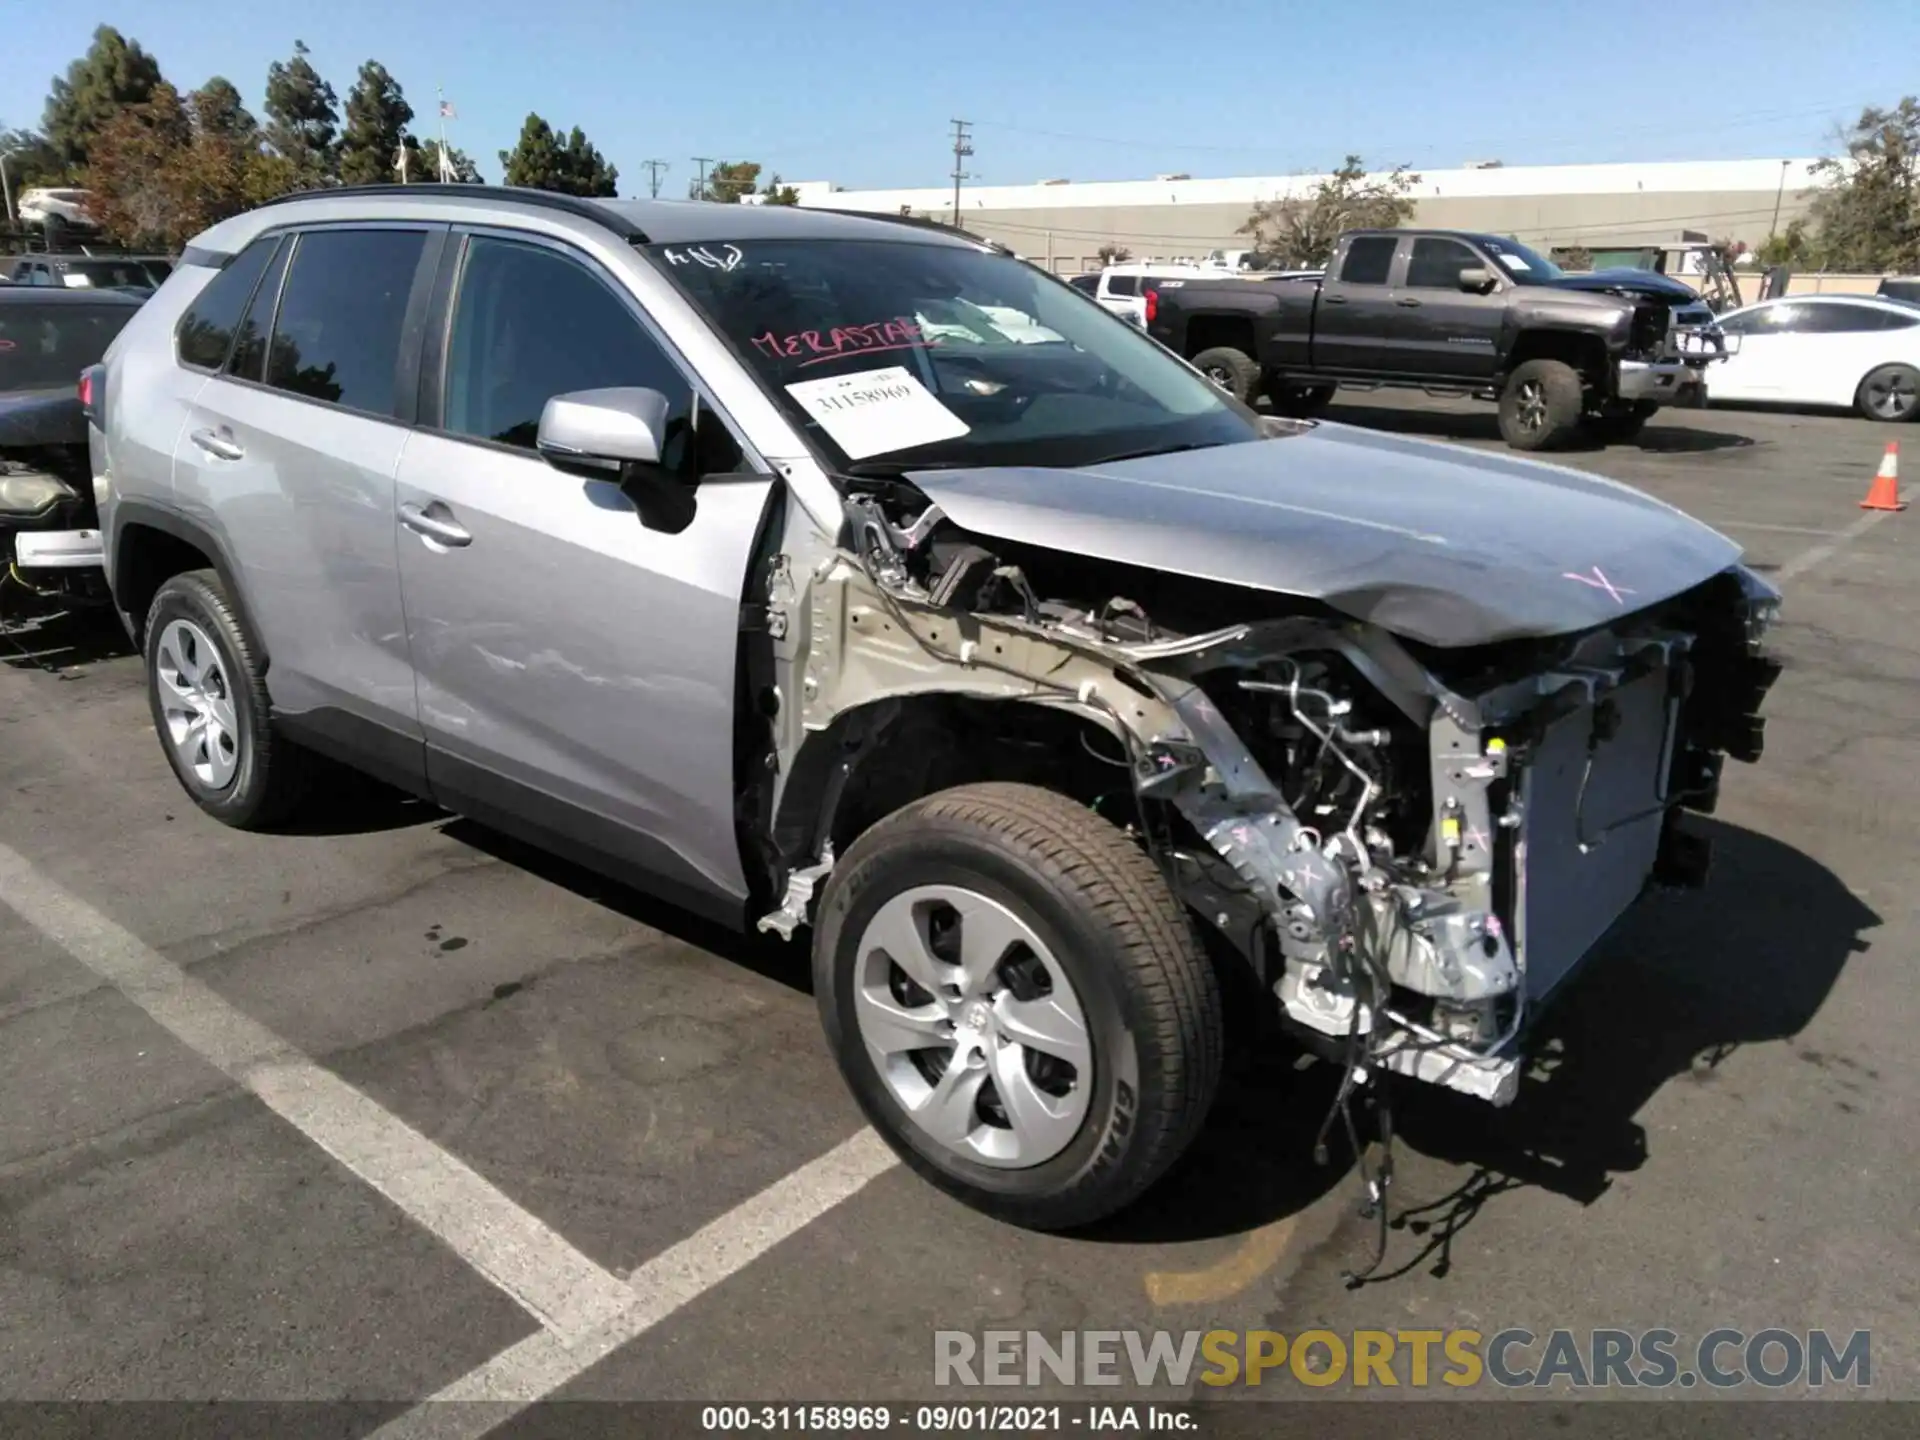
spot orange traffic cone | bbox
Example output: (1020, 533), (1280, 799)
(1861, 442), (1908, 511)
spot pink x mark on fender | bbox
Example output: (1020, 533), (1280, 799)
(1562, 565), (1634, 605)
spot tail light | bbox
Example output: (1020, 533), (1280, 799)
(1144, 285), (1159, 325)
(79, 364), (103, 425)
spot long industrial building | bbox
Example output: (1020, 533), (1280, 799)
(770, 158), (1824, 274)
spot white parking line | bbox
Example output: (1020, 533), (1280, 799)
(367, 1130), (899, 1440)
(1776, 510), (1897, 582)
(0, 839), (901, 1426)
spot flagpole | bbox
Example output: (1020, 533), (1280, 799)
(437, 84), (452, 182)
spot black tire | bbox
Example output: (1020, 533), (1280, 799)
(1498, 358), (1585, 450)
(1855, 364), (1920, 423)
(814, 782), (1223, 1230)
(1191, 346), (1262, 404)
(1271, 382), (1337, 418)
(143, 569), (312, 829)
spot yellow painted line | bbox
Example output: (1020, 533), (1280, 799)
(1143, 1215), (1299, 1307)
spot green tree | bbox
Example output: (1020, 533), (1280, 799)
(1754, 220), (1814, 267)
(1238, 155), (1420, 268)
(192, 76), (257, 149)
(697, 160), (761, 202)
(500, 114), (615, 195)
(759, 172), (800, 205)
(1807, 98), (1920, 273)
(337, 61), (416, 185)
(263, 40), (339, 185)
(0, 126), (66, 191)
(43, 25), (164, 171)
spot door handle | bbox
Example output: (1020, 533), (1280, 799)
(399, 501), (473, 548)
(1322, 294), (1348, 305)
(1396, 297), (1423, 307)
(189, 427), (244, 461)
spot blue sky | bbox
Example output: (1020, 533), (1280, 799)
(4, 1), (1917, 193)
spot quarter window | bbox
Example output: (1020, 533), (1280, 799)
(1104, 275), (1140, 297)
(177, 237), (280, 371)
(1338, 236), (1398, 286)
(265, 228), (427, 415)
(227, 238), (291, 382)
(441, 235), (743, 475)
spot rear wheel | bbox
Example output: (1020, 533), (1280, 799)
(814, 782), (1223, 1230)
(1499, 359), (1585, 450)
(1191, 346), (1262, 404)
(1856, 364), (1920, 422)
(143, 570), (312, 829)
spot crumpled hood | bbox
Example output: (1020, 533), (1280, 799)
(1546, 268), (1703, 303)
(905, 422), (1744, 648)
(0, 388), (84, 450)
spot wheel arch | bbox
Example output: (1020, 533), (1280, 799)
(109, 500), (262, 658)
(1505, 328), (1610, 389)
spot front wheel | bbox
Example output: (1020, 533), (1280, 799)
(814, 782), (1223, 1230)
(1498, 359), (1585, 450)
(1856, 364), (1920, 422)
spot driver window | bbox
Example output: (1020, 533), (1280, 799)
(1404, 238), (1479, 289)
(442, 235), (745, 476)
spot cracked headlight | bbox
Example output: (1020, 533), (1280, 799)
(0, 472), (78, 517)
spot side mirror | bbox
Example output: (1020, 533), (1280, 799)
(1457, 266), (1495, 292)
(537, 387), (670, 473)
(537, 387), (695, 534)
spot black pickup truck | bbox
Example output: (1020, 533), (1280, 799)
(1146, 229), (1725, 449)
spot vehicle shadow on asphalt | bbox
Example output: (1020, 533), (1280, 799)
(0, 599), (134, 672)
(1354, 818), (1876, 1282)
(1090, 818), (1874, 1257)
(1324, 401), (1758, 455)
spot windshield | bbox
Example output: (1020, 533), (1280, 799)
(647, 238), (1262, 472)
(1479, 237), (1564, 284)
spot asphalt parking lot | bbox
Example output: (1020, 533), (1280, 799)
(1, 392), (1915, 1428)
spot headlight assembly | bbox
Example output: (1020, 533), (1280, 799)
(0, 471), (78, 517)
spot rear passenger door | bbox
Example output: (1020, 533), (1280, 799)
(1311, 235), (1401, 373)
(392, 229), (775, 916)
(171, 222), (445, 784)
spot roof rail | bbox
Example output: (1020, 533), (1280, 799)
(809, 207), (1009, 251)
(249, 183), (647, 240)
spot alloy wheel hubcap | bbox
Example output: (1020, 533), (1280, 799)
(1516, 380), (1547, 431)
(853, 885), (1092, 1169)
(1869, 374), (1916, 418)
(155, 619), (242, 790)
(1206, 366), (1234, 391)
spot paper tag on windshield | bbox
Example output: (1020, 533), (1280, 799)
(784, 366), (970, 461)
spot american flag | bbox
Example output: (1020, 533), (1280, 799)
(438, 100), (456, 119)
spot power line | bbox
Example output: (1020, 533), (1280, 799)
(949, 119), (973, 228)
(641, 159), (670, 199)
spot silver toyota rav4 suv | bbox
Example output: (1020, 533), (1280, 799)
(95, 186), (1780, 1234)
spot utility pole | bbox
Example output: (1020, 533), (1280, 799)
(692, 156), (717, 201)
(641, 159), (670, 199)
(949, 119), (973, 227)
(1769, 158), (1790, 238)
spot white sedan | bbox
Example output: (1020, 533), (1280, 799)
(1709, 294), (1920, 422)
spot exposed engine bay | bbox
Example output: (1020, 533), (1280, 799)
(752, 470), (1780, 1270)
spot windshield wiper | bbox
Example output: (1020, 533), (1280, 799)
(839, 457), (982, 479)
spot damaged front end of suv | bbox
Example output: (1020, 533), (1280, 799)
(746, 423), (1779, 1253)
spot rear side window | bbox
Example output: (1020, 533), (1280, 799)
(0, 303), (137, 389)
(1338, 236), (1398, 286)
(1104, 274), (1139, 297)
(177, 237), (280, 370)
(228, 238), (291, 382)
(265, 229), (427, 416)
